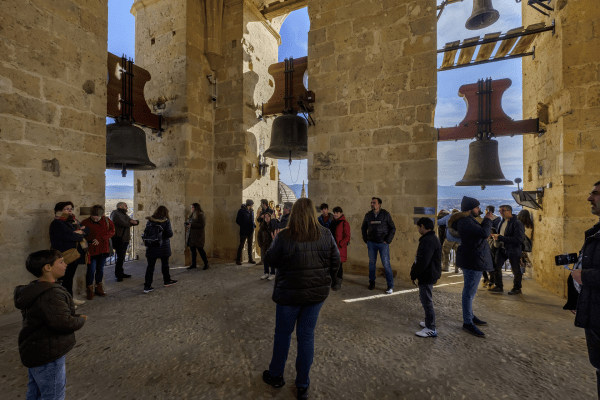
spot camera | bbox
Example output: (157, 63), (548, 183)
(555, 253), (578, 266)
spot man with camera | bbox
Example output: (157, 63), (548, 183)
(572, 180), (600, 397)
(490, 205), (525, 295)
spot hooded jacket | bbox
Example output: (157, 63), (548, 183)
(110, 208), (135, 242)
(14, 281), (86, 368)
(329, 215), (351, 262)
(449, 211), (493, 272)
(410, 231), (442, 285)
(575, 221), (600, 330)
(361, 209), (396, 244)
(144, 217), (173, 258)
(236, 205), (255, 236)
(266, 226), (340, 306)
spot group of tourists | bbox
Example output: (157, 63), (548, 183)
(13, 180), (600, 400)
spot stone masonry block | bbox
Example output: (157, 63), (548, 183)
(372, 127), (412, 146)
(0, 64), (41, 98)
(0, 93), (57, 124)
(338, 113), (378, 133)
(378, 107), (415, 127)
(59, 107), (104, 135)
(0, 116), (25, 141)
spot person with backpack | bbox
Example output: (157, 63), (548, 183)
(329, 206), (351, 291)
(80, 205), (115, 300)
(142, 206), (177, 293)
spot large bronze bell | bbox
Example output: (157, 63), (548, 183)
(106, 120), (156, 177)
(465, 0), (500, 30)
(455, 139), (512, 189)
(263, 114), (308, 160)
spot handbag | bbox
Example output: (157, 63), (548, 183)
(61, 247), (81, 265)
(522, 235), (533, 252)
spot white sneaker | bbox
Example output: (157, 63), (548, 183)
(420, 322), (426, 328)
(268, 274), (275, 281)
(385, 287), (393, 294)
(415, 327), (437, 338)
(73, 298), (85, 306)
(260, 273), (269, 280)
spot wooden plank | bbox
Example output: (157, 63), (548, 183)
(261, 0), (308, 19)
(441, 40), (460, 69)
(474, 32), (501, 62)
(510, 23), (546, 55)
(494, 27), (524, 58)
(456, 36), (480, 65)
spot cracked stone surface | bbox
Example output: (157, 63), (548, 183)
(0, 260), (596, 399)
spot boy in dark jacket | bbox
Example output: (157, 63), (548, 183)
(410, 218), (442, 338)
(15, 250), (87, 399)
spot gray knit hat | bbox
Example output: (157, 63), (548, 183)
(245, 199), (254, 206)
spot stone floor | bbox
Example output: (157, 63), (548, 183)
(0, 260), (596, 399)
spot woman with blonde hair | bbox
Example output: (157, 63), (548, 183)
(262, 198), (340, 400)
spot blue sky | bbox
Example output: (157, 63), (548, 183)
(107, 1), (524, 188)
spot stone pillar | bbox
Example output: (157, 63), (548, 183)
(306, 0), (438, 279)
(522, 0), (600, 297)
(0, 0), (108, 312)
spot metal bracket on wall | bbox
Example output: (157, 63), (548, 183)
(437, 0), (464, 21)
(516, 0), (554, 17)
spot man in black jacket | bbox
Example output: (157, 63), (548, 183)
(410, 218), (442, 338)
(361, 197), (396, 294)
(278, 202), (292, 229)
(236, 199), (257, 265)
(572, 180), (600, 398)
(490, 205), (525, 295)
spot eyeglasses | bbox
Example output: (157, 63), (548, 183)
(64, 208), (73, 211)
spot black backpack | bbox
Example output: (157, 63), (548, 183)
(142, 222), (164, 247)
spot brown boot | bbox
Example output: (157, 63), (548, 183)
(86, 285), (95, 300)
(95, 282), (107, 297)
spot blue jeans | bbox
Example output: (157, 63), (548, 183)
(269, 302), (324, 388)
(27, 355), (66, 400)
(367, 241), (394, 288)
(462, 269), (483, 325)
(86, 255), (107, 286)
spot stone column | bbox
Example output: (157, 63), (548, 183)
(306, 0), (438, 280)
(0, 0), (108, 312)
(522, 0), (600, 296)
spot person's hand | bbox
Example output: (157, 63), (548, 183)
(75, 230), (84, 234)
(131, 220), (139, 225)
(92, 239), (99, 246)
(485, 211), (493, 219)
(383, 241), (387, 244)
(491, 234), (499, 240)
(572, 269), (583, 285)
(412, 280), (417, 287)
(81, 315), (88, 320)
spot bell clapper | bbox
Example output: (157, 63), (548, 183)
(121, 165), (127, 177)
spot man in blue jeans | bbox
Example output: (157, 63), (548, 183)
(448, 196), (494, 338)
(361, 197), (396, 294)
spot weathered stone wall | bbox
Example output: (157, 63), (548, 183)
(0, 0), (108, 312)
(306, 0), (438, 279)
(522, 0), (600, 297)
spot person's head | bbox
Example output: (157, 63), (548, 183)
(589, 180), (600, 216)
(499, 204), (513, 219)
(320, 203), (329, 216)
(371, 197), (382, 212)
(283, 202), (292, 215)
(191, 202), (202, 214)
(90, 204), (104, 222)
(486, 205), (495, 214)
(117, 202), (128, 210)
(260, 199), (268, 210)
(264, 212), (272, 223)
(517, 209), (534, 229)
(437, 209), (449, 218)
(245, 199), (254, 210)
(416, 217), (434, 236)
(286, 198), (321, 242)
(26, 250), (65, 280)
(461, 196), (480, 218)
(332, 206), (343, 220)
(152, 205), (169, 220)
(54, 201), (74, 215)
(276, 205), (281, 212)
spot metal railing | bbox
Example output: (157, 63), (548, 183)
(106, 226), (136, 265)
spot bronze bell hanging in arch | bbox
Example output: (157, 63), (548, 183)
(263, 113), (308, 161)
(465, 0), (500, 30)
(455, 139), (512, 190)
(106, 120), (156, 177)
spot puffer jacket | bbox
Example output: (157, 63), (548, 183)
(144, 217), (173, 258)
(361, 209), (396, 244)
(575, 221), (600, 330)
(496, 215), (525, 258)
(186, 211), (206, 248)
(410, 231), (442, 284)
(14, 281), (86, 368)
(449, 211), (493, 272)
(110, 208), (134, 242)
(266, 226), (340, 306)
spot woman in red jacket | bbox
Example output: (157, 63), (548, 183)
(81, 205), (115, 300)
(329, 206), (351, 291)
